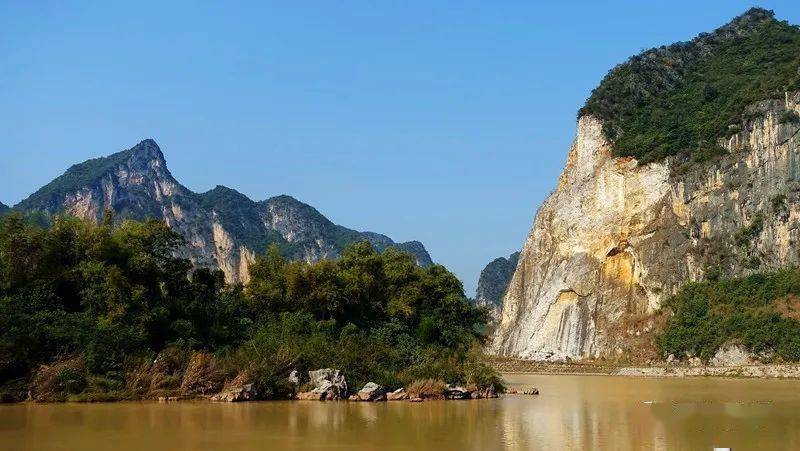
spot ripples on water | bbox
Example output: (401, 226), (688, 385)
(2, 374), (800, 450)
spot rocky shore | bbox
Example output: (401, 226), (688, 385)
(492, 357), (800, 379)
(207, 368), (504, 403)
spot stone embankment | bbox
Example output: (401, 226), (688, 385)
(491, 357), (620, 375)
(492, 357), (800, 379)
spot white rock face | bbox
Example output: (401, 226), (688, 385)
(492, 116), (671, 360)
(710, 343), (755, 366)
(493, 93), (800, 361)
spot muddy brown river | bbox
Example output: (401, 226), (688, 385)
(2, 374), (800, 450)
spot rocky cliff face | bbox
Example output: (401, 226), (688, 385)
(475, 252), (519, 314)
(492, 93), (800, 361)
(14, 140), (433, 282)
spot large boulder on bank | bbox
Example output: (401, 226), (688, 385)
(355, 382), (386, 401)
(297, 369), (348, 401)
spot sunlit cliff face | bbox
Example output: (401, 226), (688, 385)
(493, 93), (800, 361)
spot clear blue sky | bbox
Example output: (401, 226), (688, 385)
(2, 1), (799, 295)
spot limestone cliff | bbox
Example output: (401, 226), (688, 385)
(492, 93), (800, 361)
(14, 140), (433, 282)
(474, 251), (520, 314)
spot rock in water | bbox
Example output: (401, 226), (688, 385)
(211, 384), (257, 402)
(471, 387), (498, 399)
(355, 382), (387, 401)
(444, 385), (471, 400)
(386, 388), (409, 401)
(297, 369), (348, 401)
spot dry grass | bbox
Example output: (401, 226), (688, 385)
(180, 352), (227, 396)
(147, 348), (189, 397)
(776, 294), (800, 321)
(407, 379), (446, 400)
(124, 357), (153, 396)
(30, 356), (87, 402)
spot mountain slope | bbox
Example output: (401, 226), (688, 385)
(493, 9), (800, 361)
(475, 252), (519, 313)
(14, 140), (433, 281)
(581, 7), (800, 163)
(0, 202), (8, 215)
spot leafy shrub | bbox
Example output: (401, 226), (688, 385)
(658, 268), (800, 361)
(779, 110), (800, 124)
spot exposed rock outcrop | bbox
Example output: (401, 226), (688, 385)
(13, 140), (434, 282)
(493, 92), (800, 361)
(709, 343), (756, 367)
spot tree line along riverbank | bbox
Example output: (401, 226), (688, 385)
(0, 213), (503, 403)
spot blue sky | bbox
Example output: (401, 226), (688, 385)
(2, 1), (799, 295)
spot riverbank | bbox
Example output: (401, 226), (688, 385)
(491, 357), (800, 379)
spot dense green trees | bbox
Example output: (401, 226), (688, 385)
(0, 213), (497, 401)
(581, 8), (800, 164)
(658, 268), (800, 362)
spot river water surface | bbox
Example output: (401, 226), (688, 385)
(3, 374), (800, 450)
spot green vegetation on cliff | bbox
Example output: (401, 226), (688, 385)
(0, 213), (497, 402)
(580, 8), (800, 164)
(658, 268), (800, 362)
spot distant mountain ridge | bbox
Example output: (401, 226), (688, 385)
(0, 202), (8, 214)
(12, 139), (433, 282)
(474, 252), (519, 314)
